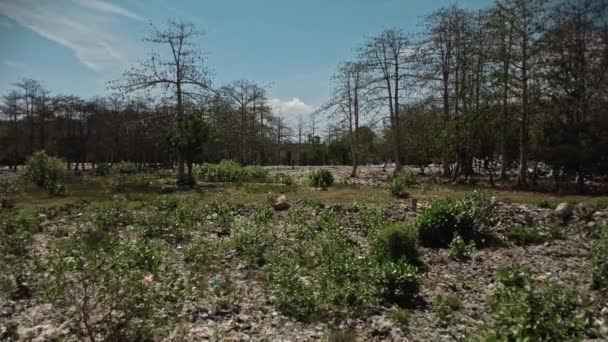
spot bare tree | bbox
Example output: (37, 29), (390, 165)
(111, 20), (212, 185)
(497, 0), (548, 187)
(220, 80), (267, 164)
(360, 29), (415, 175)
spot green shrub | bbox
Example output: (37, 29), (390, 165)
(388, 307), (412, 332)
(196, 160), (243, 182)
(275, 172), (294, 186)
(479, 265), (596, 341)
(23, 151), (68, 195)
(308, 169), (334, 189)
(243, 164), (268, 180)
(95, 163), (111, 176)
(371, 222), (420, 265)
(110, 161), (142, 175)
(448, 234), (475, 260)
(390, 172), (416, 198)
(376, 260), (421, 305)
(43, 225), (195, 341)
(506, 225), (548, 246)
(265, 213), (379, 320)
(0, 179), (19, 211)
(591, 229), (608, 289)
(0, 210), (40, 299)
(230, 222), (275, 267)
(415, 192), (494, 248)
(92, 199), (135, 230)
(433, 293), (462, 324)
(107, 173), (153, 192)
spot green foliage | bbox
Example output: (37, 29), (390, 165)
(0, 209), (40, 299)
(23, 151), (68, 195)
(479, 265), (596, 341)
(506, 225), (548, 246)
(433, 293), (462, 324)
(415, 192), (495, 248)
(371, 222), (420, 265)
(195, 160), (267, 183)
(229, 222), (275, 267)
(243, 164), (269, 180)
(265, 213), (380, 320)
(389, 172), (416, 198)
(107, 172), (153, 192)
(92, 198), (135, 230)
(591, 228), (608, 289)
(94, 163), (111, 176)
(388, 307), (413, 332)
(43, 223), (195, 341)
(308, 168), (334, 189)
(275, 172), (294, 186)
(0, 178), (19, 211)
(110, 161), (142, 175)
(448, 234), (475, 260)
(377, 260), (422, 305)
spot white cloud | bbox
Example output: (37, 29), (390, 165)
(0, 0), (138, 72)
(72, 0), (144, 21)
(269, 97), (315, 118)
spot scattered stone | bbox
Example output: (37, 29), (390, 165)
(574, 203), (593, 220)
(554, 202), (573, 221)
(272, 195), (290, 211)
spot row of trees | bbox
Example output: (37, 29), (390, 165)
(320, 0), (608, 192)
(1, 0), (607, 192)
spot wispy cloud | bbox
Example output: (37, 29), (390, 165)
(0, 0), (140, 72)
(3, 59), (28, 69)
(72, 0), (144, 21)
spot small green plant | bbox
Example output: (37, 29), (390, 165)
(275, 172), (294, 186)
(110, 161), (142, 174)
(591, 228), (608, 289)
(196, 160), (268, 183)
(308, 168), (334, 189)
(243, 164), (269, 180)
(43, 224), (195, 341)
(415, 192), (494, 248)
(0, 209), (40, 299)
(0, 179), (19, 211)
(94, 163), (111, 176)
(506, 225), (547, 246)
(371, 222), (420, 265)
(376, 260), (422, 305)
(478, 264), (596, 340)
(433, 293), (462, 325)
(388, 307), (413, 332)
(448, 234), (475, 260)
(390, 172), (416, 198)
(23, 151), (68, 195)
(537, 199), (553, 209)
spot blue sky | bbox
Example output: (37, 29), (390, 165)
(0, 0), (493, 119)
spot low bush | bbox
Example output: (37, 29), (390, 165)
(110, 161), (142, 175)
(196, 160), (268, 183)
(275, 172), (294, 186)
(43, 224), (196, 341)
(371, 222), (420, 265)
(308, 169), (334, 189)
(107, 173), (153, 192)
(448, 234), (475, 260)
(23, 151), (68, 195)
(0, 209), (40, 299)
(389, 172), (416, 198)
(591, 228), (608, 289)
(415, 192), (495, 248)
(94, 163), (111, 176)
(478, 264), (596, 340)
(433, 293), (462, 325)
(0, 179), (19, 211)
(265, 213), (380, 320)
(506, 224), (548, 246)
(243, 164), (269, 180)
(376, 260), (421, 305)
(388, 307), (413, 332)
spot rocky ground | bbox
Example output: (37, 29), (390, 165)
(2, 196), (608, 341)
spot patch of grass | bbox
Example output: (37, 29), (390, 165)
(506, 225), (548, 246)
(478, 264), (597, 341)
(433, 293), (462, 325)
(448, 234), (475, 261)
(591, 227), (608, 289)
(388, 307), (413, 332)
